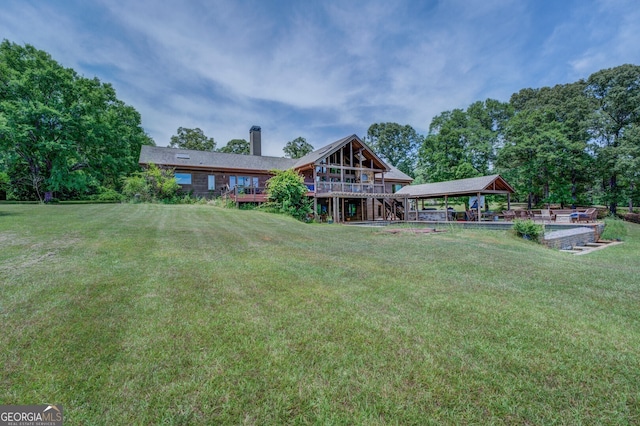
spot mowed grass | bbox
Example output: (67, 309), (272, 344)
(1, 204), (639, 425)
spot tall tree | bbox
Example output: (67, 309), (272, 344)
(169, 127), (216, 151)
(217, 138), (249, 154)
(0, 40), (153, 201)
(366, 123), (420, 177)
(586, 64), (640, 214)
(615, 124), (640, 211)
(505, 83), (595, 207)
(498, 109), (581, 208)
(416, 100), (511, 183)
(283, 136), (314, 159)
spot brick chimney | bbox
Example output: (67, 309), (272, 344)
(250, 126), (261, 156)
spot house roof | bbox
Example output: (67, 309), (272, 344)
(139, 145), (296, 173)
(293, 134), (390, 172)
(395, 174), (515, 198)
(375, 165), (413, 182)
(139, 135), (410, 182)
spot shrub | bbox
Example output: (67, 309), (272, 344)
(264, 169), (312, 221)
(122, 164), (180, 203)
(623, 213), (640, 224)
(601, 216), (627, 240)
(208, 197), (236, 209)
(92, 187), (124, 202)
(512, 219), (543, 242)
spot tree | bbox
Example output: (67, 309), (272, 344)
(366, 123), (421, 177)
(615, 124), (640, 211)
(283, 137), (314, 159)
(586, 64), (640, 214)
(416, 100), (510, 183)
(502, 83), (595, 207)
(169, 127), (216, 151)
(217, 138), (249, 154)
(0, 40), (153, 201)
(498, 109), (581, 208)
(264, 169), (312, 221)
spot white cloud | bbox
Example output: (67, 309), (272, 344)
(2, 0), (637, 154)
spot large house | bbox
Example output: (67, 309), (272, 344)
(139, 126), (414, 222)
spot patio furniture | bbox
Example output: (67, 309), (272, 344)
(534, 209), (554, 222)
(576, 208), (597, 223)
(503, 210), (516, 221)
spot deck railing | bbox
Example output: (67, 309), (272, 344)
(313, 182), (385, 194)
(226, 182), (389, 201)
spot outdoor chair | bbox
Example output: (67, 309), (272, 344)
(535, 209), (554, 222)
(577, 208), (597, 223)
(466, 210), (477, 221)
(503, 210), (516, 221)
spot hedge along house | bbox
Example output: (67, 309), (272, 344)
(138, 127), (414, 223)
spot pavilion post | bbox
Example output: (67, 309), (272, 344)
(445, 195), (449, 222)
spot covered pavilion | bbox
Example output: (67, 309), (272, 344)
(394, 174), (516, 222)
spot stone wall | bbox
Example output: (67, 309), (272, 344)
(542, 227), (596, 250)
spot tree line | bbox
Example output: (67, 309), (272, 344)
(169, 127), (315, 160)
(1, 40), (638, 213)
(366, 64), (640, 214)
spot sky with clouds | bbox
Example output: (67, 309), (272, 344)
(2, 0), (639, 156)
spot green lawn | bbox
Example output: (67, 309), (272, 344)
(1, 204), (639, 425)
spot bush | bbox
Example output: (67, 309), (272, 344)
(601, 216), (627, 240)
(623, 213), (640, 224)
(512, 219), (544, 242)
(92, 187), (124, 202)
(264, 169), (312, 221)
(122, 164), (180, 203)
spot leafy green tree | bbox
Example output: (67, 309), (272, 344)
(416, 100), (510, 183)
(498, 109), (582, 208)
(509, 82), (596, 206)
(0, 40), (153, 201)
(169, 127), (216, 151)
(122, 163), (180, 202)
(366, 123), (421, 177)
(283, 137), (314, 159)
(217, 138), (249, 154)
(265, 169), (312, 221)
(615, 124), (640, 211)
(586, 64), (640, 214)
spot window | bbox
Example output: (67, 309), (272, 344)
(175, 173), (192, 185)
(230, 176), (257, 191)
(392, 184), (403, 193)
(208, 175), (215, 191)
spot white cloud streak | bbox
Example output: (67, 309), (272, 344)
(1, 0), (637, 155)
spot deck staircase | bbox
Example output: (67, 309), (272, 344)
(380, 198), (405, 221)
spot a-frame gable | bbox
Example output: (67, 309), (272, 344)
(294, 134), (390, 172)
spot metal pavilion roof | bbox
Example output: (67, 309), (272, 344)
(394, 174), (515, 198)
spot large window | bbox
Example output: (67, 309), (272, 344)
(175, 173), (192, 185)
(229, 176), (259, 190)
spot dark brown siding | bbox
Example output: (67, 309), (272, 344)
(174, 168), (274, 198)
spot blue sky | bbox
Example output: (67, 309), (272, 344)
(2, 0), (638, 156)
